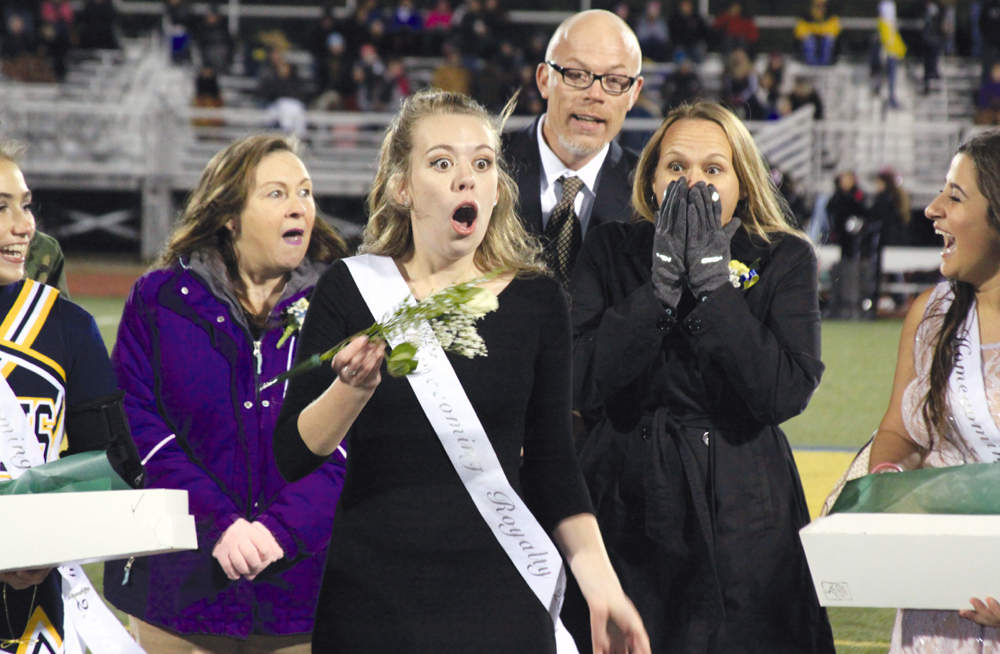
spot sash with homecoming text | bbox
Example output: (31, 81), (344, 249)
(949, 295), (1000, 463)
(343, 254), (579, 654)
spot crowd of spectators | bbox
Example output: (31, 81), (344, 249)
(163, 0), (838, 131)
(977, 0), (1000, 122)
(817, 167), (913, 318)
(237, 0), (829, 124)
(294, 0), (524, 113)
(0, 0), (119, 82)
(176, 0), (527, 118)
(166, 0), (752, 123)
(0, 0), (990, 125)
(712, 47), (825, 121)
(0, 0), (979, 137)
(611, 0), (752, 63)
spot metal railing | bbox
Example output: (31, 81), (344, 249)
(3, 100), (974, 256)
(117, 1), (923, 36)
(0, 38), (980, 258)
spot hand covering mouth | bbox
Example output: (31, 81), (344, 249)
(452, 203), (478, 236)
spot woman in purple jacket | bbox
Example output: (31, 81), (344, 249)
(103, 135), (348, 654)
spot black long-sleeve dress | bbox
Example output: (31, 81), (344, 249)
(562, 221), (835, 654)
(273, 261), (593, 653)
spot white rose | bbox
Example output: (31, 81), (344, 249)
(461, 288), (500, 317)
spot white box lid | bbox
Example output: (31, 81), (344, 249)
(0, 489), (197, 572)
(801, 513), (1000, 609)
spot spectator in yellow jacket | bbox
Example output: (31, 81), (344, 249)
(873, 0), (906, 108)
(795, 0), (841, 65)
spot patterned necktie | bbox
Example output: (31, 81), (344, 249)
(544, 175), (585, 288)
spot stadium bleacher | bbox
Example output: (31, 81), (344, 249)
(0, 1), (976, 280)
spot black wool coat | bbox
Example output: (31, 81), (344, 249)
(501, 117), (638, 237)
(562, 220), (836, 654)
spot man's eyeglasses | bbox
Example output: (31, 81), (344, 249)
(546, 61), (637, 96)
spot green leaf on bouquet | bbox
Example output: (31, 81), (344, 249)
(387, 342), (419, 377)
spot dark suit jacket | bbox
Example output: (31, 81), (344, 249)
(501, 116), (639, 236)
(561, 221), (835, 654)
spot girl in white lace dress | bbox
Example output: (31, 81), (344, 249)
(869, 127), (1000, 654)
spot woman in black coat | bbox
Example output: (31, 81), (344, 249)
(827, 170), (869, 318)
(562, 102), (835, 654)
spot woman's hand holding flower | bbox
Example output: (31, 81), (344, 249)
(684, 181), (740, 298)
(212, 518), (285, 581)
(332, 335), (384, 391)
(651, 178), (689, 309)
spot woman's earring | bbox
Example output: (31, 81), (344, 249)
(736, 199), (749, 216)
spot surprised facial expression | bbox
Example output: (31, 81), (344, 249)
(651, 118), (742, 226)
(536, 13), (642, 166)
(230, 151), (316, 280)
(403, 114), (499, 265)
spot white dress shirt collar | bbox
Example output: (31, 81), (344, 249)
(537, 115), (609, 196)
(536, 115), (610, 234)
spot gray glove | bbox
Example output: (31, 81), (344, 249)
(684, 182), (741, 297)
(651, 178), (688, 308)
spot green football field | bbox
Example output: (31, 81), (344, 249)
(76, 296), (904, 653)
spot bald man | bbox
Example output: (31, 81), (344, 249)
(503, 10), (643, 287)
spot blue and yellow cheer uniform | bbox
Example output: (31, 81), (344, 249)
(0, 279), (138, 654)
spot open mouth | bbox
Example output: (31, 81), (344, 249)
(571, 113), (606, 128)
(935, 228), (956, 256)
(0, 243), (27, 264)
(282, 228), (305, 245)
(452, 204), (477, 236)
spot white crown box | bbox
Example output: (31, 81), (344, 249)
(801, 513), (1000, 610)
(0, 489), (197, 572)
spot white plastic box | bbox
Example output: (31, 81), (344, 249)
(801, 513), (1000, 609)
(0, 489), (197, 572)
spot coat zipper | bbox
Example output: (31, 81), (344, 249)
(253, 340), (263, 380)
(248, 337), (263, 520)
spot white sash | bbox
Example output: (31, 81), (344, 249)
(0, 371), (44, 475)
(949, 298), (1000, 462)
(0, 374), (146, 654)
(344, 255), (579, 653)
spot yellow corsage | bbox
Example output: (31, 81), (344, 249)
(729, 259), (760, 290)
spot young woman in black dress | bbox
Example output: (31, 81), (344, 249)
(273, 90), (649, 654)
(564, 101), (835, 653)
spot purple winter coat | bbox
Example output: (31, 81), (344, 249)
(103, 253), (345, 638)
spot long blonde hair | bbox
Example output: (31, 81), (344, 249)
(362, 89), (545, 275)
(632, 101), (800, 243)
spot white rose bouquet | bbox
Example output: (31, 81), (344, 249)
(260, 272), (501, 390)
